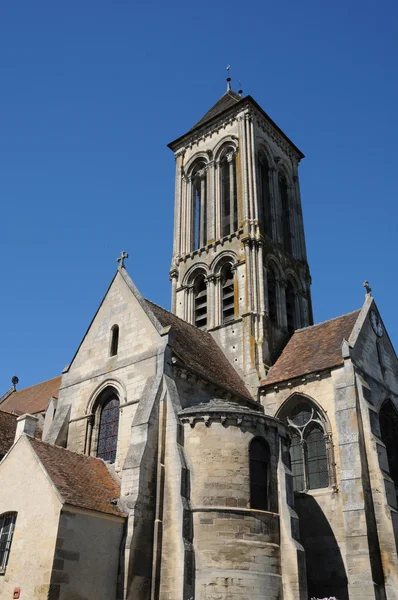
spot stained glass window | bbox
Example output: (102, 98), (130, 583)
(97, 396), (120, 463)
(249, 438), (270, 510)
(307, 426), (328, 490)
(290, 431), (305, 492)
(0, 512), (16, 573)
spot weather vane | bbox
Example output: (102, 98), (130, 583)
(226, 65), (231, 91)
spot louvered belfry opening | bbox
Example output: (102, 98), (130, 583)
(221, 264), (235, 324)
(194, 274), (207, 329)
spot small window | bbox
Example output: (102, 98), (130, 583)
(286, 281), (296, 333)
(97, 396), (120, 463)
(221, 264), (235, 324)
(192, 162), (207, 249)
(258, 151), (272, 238)
(279, 172), (292, 254)
(0, 512), (17, 573)
(194, 274), (207, 329)
(220, 151), (238, 237)
(249, 438), (270, 510)
(110, 325), (119, 357)
(267, 267), (277, 325)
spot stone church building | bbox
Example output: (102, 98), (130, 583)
(1, 83), (398, 600)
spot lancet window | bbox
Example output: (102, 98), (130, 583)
(379, 400), (398, 497)
(191, 161), (207, 249)
(220, 263), (235, 324)
(110, 324), (119, 357)
(97, 395), (120, 463)
(283, 398), (329, 492)
(286, 281), (296, 333)
(193, 274), (207, 329)
(249, 438), (270, 510)
(267, 267), (278, 325)
(258, 150), (272, 238)
(279, 172), (292, 255)
(220, 149), (238, 237)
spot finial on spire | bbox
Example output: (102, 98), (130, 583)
(363, 280), (372, 296)
(226, 65), (231, 92)
(238, 81), (243, 96)
(117, 251), (129, 269)
(11, 376), (18, 391)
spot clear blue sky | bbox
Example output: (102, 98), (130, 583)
(1, 1), (397, 392)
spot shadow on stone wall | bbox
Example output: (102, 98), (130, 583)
(295, 494), (348, 600)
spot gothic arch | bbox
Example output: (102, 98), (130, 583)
(210, 251), (238, 275)
(285, 270), (302, 293)
(213, 136), (238, 161)
(184, 152), (210, 174)
(276, 392), (331, 433)
(85, 378), (127, 415)
(183, 263), (209, 287)
(257, 140), (275, 169)
(264, 255), (283, 278)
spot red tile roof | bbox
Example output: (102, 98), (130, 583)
(29, 438), (125, 518)
(146, 300), (253, 401)
(0, 411), (17, 457)
(0, 376), (61, 415)
(263, 310), (361, 386)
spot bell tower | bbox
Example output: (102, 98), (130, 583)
(168, 80), (312, 390)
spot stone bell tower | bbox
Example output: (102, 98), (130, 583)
(168, 78), (312, 390)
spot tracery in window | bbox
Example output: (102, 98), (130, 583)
(220, 263), (234, 324)
(249, 438), (270, 510)
(279, 172), (292, 254)
(97, 396), (120, 463)
(191, 162), (207, 249)
(285, 399), (329, 492)
(379, 400), (398, 495)
(220, 150), (238, 237)
(267, 267), (278, 325)
(193, 274), (207, 329)
(258, 150), (272, 238)
(0, 512), (17, 573)
(110, 324), (119, 357)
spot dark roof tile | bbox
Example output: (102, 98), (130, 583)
(190, 91), (243, 131)
(0, 411), (17, 457)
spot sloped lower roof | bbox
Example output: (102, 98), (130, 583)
(263, 310), (361, 386)
(191, 90), (243, 131)
(0, 376), (61, 415)
(29, 438), (125, 518)
(146, 300), (253, 401)
(0, 411), (17, 457)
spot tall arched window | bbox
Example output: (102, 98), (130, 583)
(0, 512), (17, 573)
(191, 162), (207, 249)
(379, 400), (398, 495)
(279, 172), (292, 255)
(220, 263), (235, 324)
(193, 274), (207, 329)
(267, 267), (278, 325)
(258, 150), (272, 238)
(220, 150), (238, 237)
(286, 281), (296, 334)
(110, 324), (119, 356)
(249, 438), (270, 510)
(283, 398), (329, 492)
(97, 395), (120, 463)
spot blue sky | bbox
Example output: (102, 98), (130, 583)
(0, 1), (397, 392)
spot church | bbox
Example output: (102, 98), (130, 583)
(1, 80), (398, 600)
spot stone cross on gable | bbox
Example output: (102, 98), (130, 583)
(363, 280), (372, 296)
(117, 251), (129, 269)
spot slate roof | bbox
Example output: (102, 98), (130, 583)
(263, 310), (361, 386)
(146, 300), (253, 402)
(190, 90), (243, 131)
(29, 438), (125, 517)
(0, 411), (17, 457)
(0, 376), (61, 415)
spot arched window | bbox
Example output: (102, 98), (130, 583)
(267, 267), (278, 325)
(0, 512), (17, 573)
(192, 162), (207, 249)
(286, 281), (296, 334)
(110, 325), (119, 356)
(284, 398), (329, 492)
(97, 395), (120, 463)
(220, 263), (234, 324)
(379, 400), (398, 494)
(279, 172), (292, 254)
(193, 274), (207, 329)
(220, 150), (238, 237)
(249, 438), (270, 510)
(258, 150), (272, 238)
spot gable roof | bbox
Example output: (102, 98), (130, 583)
(146, 300), (253, 402)
(0, 376), (61, 415)
(0, 411), (17, 457)
(190, 90), (242, 131)
(263, 310), (361, 386)
(28, 437), (125, 518)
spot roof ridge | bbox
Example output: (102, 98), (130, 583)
(294, 309), (361, 334)
(14, 374), (61, 394)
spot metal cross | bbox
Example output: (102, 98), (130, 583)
(117, 251), (129, 269)
(363, 280), (372, 295)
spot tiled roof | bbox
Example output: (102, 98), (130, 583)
(190, 90), (243, 131)
(0, 376), (61, 415)
(263, 310), (361, 386)
(146, 300), (253, 401)
(0, 411), (17, 457)
(29, 438), (125, 518)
